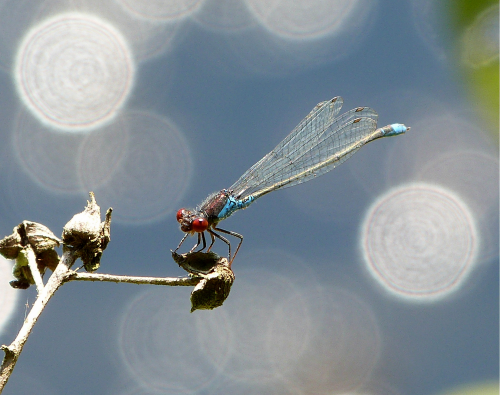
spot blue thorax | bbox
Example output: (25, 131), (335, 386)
(217, 194), (255, 220)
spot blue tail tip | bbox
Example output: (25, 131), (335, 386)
(385, 123), (409, 136)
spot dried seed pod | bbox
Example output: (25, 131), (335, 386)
(21, 221), (60, 254)
(190, 262), (234, 312)
(62, 195), (101, 250)
(172, 251), (234, 312)
(1, 221), (61, 288)
(171, 251), (220, 275)
(62, 192), (112, 272)
(0, 221), (60, 260)
(0, 228), (23, 260)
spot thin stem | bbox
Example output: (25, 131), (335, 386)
(0, 252), (200, 393)
(63, 271), (201, 286)
(26, 246), (44, 292)
(0, 236), (202, 395)
(0, 249), (77, 393)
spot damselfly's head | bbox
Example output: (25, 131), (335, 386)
(176, 208), (209, 234)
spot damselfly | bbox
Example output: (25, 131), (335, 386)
(175, 97), (409, 264)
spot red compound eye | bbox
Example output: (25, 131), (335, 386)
(176, 209), (186, 222)
(191, 217), (208, 232)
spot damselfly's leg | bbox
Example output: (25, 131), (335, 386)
(207, 229), (231, 261)
(212, 227), (244, 265)
(174, 233), (189, 253)
(207, 231), (216, 252)
(189, 232), (206, 253)
(194, 232), (207, 252)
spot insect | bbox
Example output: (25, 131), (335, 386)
(175, 96), (409, 264)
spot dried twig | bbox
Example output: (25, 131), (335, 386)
(0, 192), (232, 393)
(63, 271), (200, 286)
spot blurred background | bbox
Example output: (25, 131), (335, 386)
(0, 0), (498, 394)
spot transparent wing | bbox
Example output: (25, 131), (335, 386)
(275, 96), (344, 154)
(230, 96), (344, 196)
(230, 102), (379, 199)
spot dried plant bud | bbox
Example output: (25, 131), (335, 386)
(1, 221), (61, 288)
(171, 251), (220, 275)
(62, 193), (101, 249)
(172, 251), (234, 312)
(0, 221), (60, 260)
(62, 192), (112, 272)
(21, 221), (60, 254)
(190, 260), (234, 312)
(0, 228), (23, 260)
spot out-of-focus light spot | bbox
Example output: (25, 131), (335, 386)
(219, 0), (376, 76)
(245, 0), (361, 39)
(0, 257), (19, 336)
(117, 248), (379, 393)
(207, 376), (304, 394)
(14, 13), (134, 131)
(0, 0), (180, 68)
(116, 0), (204, 21)
(0, 137), (86, 228)
(13, 108), (86, 194)
(109, 13), (180, 62)
(268, 287), (380, 394)
(434, 381), (499, 395)
(418, 150), (500, 216)
(384, 114), (498, 263)
(415, 0), (500, 135)
(192, 0), (257, 32)
(217, 272), (308, 384)
(410, 1), (499, 135)
(112, 384), (166, 395)
(76, 115), (129, 191)
(198, 249), (379, 394)
(417, 150), (499, 263)
(113, 384), (169, 395)
(59, 0), (182, 62)
(361, 183), (478, 301)
(384, 115), (496, 187)
(416, 149), (498, 219)
(78, 111), (192, 224)
(461, 5), (499, 68)
(346, 380), (402, 395)
(118, 289), (230, 393)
